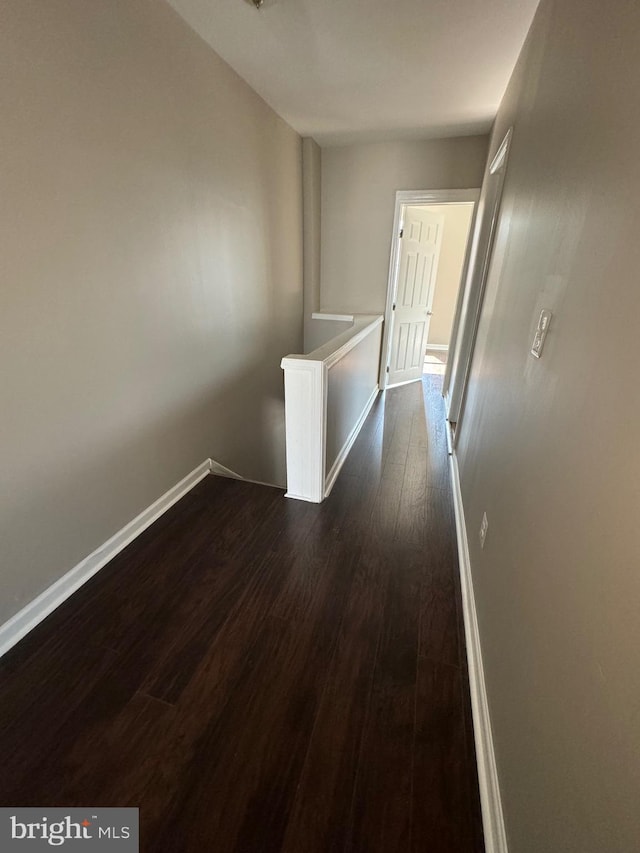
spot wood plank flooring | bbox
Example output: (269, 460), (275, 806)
(0, 375), (484, 853)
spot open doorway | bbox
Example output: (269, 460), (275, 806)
(420, 202), (475, 377)
(380, 189), (479, 389)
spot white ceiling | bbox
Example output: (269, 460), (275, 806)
(165, 0), (540, 146)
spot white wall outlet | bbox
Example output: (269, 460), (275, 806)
(479, 512), (489, 549)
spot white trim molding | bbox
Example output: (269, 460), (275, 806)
(489, 127), (513, 175)
(311, 311), (354, 323)
(449, 446), (509, 853)
(0, 459), (212, 659)
(425, 343), (449, 352)
(209, 458), (280, 490)
(280, 357), (327, 502)
(210, 459), (244, 480)
(446, 127), (513, 443)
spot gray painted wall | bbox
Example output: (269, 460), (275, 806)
(302, 137), (322, 351)
(457, 0), (640, 849)
(0, 0), (302, 625)
(319, 136), (488, 314)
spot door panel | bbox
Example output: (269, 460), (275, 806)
(392, 321), (427, 372)
(387, 206), (444, 386)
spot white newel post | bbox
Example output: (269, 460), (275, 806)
(280, 356), (327, 503)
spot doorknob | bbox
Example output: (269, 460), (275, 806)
(426, 310), (433, 316)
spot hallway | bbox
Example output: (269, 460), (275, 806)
(0, 376), (483, 853)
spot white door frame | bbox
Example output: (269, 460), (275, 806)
(444, 128), (513, 443)
(379, 188), (480, 390)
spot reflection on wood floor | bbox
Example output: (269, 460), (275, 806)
(0, 374), (484, 853)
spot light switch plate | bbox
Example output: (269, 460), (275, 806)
(531, 309), (552, 358)
(538, 309), (552, 332)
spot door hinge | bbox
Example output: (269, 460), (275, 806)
(392, 303), (396, 311)
(386, 366), (389, 373)
(399, 228), (404, 238)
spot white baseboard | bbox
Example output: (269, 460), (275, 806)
(210, 458), (281, 491)
(209, 459), (244, 480)
(449, 448), (509, 853)
(324, 385), (379, 497)
(0, 459), (212, 659)
(282, 491), (318, 503)
(425, 343), (449, 352)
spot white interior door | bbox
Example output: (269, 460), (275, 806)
(387, 206), (445, 386)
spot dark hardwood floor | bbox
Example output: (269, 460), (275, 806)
(0, 375), (484, 853)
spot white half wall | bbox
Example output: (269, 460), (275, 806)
(304, 314), (354, 353)
(325, 321), (382, 489)
(282, 315), (382, 503)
